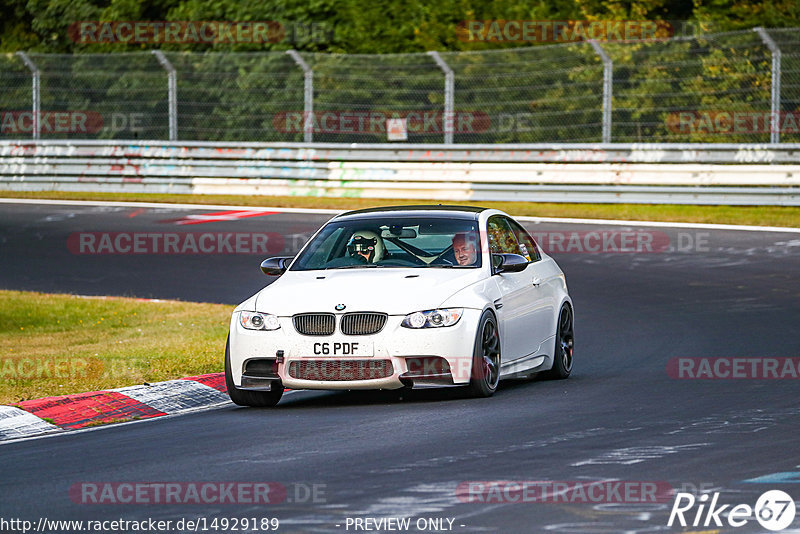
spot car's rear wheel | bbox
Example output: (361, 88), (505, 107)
(545, 304), (573, 379)
(224, 336), (284, 407)
(467, 311), (501, 398)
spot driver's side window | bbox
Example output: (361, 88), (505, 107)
(507, 219), (541, 262)
(487, 217), (521, 255)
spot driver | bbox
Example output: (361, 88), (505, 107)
(452, 232), (478, 265)
(347, 230), (385, 263)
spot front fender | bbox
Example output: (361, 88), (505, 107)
(439, 279), (497, 311)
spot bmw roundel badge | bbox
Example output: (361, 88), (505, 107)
(335, 304), (346, 311)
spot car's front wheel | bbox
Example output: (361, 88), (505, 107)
(467, 311), (501, 398)
(224, 336), (284, 407)
(544, 304), (573, 380)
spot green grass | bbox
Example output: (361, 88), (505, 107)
(0, 290), (231, 404)
(2, 190), (800, 228)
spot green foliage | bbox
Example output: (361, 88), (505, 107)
(2, 0), (799, 54)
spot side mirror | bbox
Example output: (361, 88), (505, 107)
(492, 253), (528, 274)
(260, 256), (293, 276)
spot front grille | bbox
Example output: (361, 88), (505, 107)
(288, 360), (394, 381)
(293, 313), (335, 336)
(340, 312), (387, 335)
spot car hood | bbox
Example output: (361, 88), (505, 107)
(254, 268), (486, 315)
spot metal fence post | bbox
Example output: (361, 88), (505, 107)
(588, 41), (612, 143)
(427, 51), (454, 145)
(16, 52), (40, 140)
(152, 50), (178, 141)
(286, 50), (314, 143)
(754, 27), (782, 144)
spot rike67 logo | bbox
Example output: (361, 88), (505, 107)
(668, 490), (796, 531)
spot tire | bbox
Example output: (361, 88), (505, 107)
(544, 304), (574, 380)
(224, 336), (284, 407)
(467, 311), (501, 398)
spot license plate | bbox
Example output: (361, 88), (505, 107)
(300, 340), (374, 357)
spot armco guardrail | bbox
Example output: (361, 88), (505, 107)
(1, 141), (799, 205)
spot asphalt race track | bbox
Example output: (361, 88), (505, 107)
(2, 199), (800, 534)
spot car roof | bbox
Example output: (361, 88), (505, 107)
(336, 205), (490, 220)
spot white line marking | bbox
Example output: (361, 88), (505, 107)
(0, 197), (341, 215)
(1, 197), (798, 233)
(515, 215), (800, 233)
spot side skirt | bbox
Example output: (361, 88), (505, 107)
(500, 335), (556, 378)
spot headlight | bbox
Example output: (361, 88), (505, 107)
(401, 308), (463, 329)
(240, 311), (280, 331)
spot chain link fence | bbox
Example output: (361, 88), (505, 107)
(1, 27), (798, 143)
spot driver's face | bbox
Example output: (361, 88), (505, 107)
(454, 241), (477, 265)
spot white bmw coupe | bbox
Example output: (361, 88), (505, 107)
(225, 205), (573, 406)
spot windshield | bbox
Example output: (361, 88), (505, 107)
(290, 216), (482, 270)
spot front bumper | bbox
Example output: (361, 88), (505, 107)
(228, 309), (482, 390)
